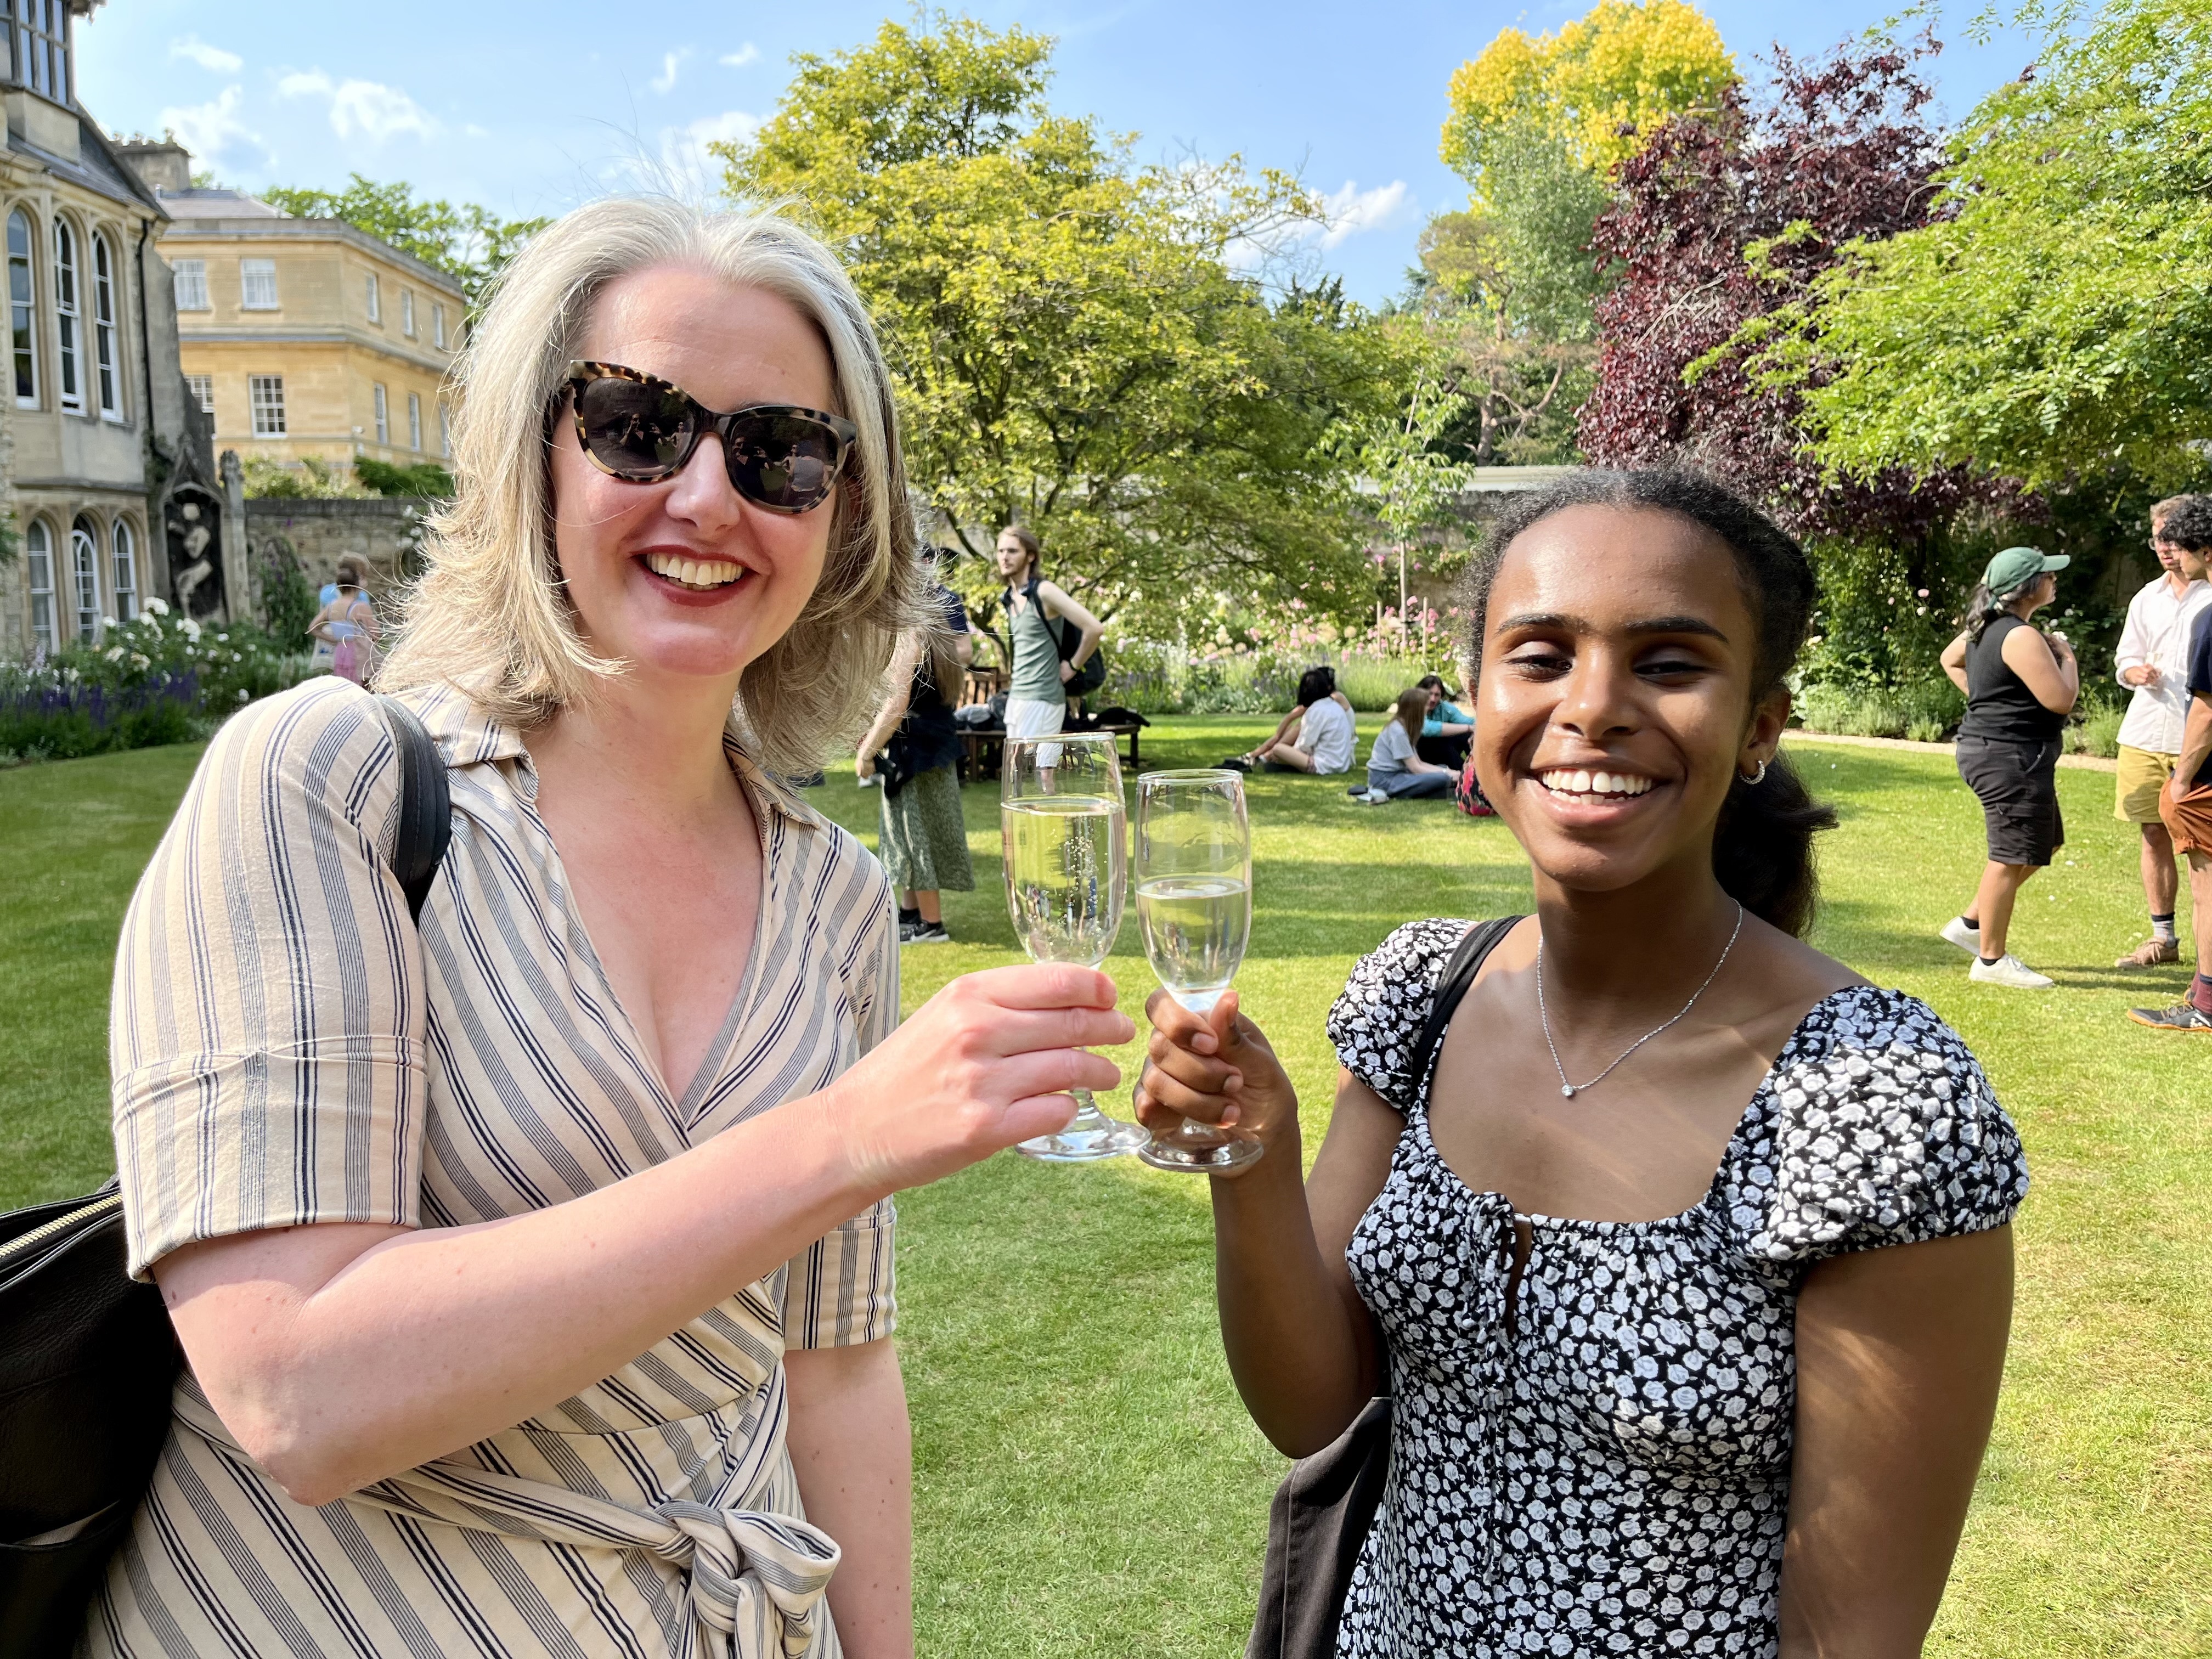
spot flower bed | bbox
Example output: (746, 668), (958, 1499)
(0, 599), (315, 765)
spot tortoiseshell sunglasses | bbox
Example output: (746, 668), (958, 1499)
(560, 361), (859, 515)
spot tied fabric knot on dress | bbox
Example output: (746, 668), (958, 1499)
(1537, 902), (1746, 1099)
(174, 1385), (842, 1658)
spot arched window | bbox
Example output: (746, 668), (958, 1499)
(69, 516), (98, 641)
(24, 518), (53, 653)
(8, 209), (35, 407)
(110, 519), (136, 620)
(92, 230), (119, 419)
(52, 217), (79, 411)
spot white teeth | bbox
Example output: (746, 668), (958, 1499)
(645, 552), (745, 590)
(1539, 768), (1653, 798)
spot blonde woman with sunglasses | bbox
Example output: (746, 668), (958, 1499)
(94, 200), (1130, 1659)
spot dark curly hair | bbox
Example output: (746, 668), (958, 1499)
(1454, 467), (1838, 938)
(2162, 494), (2212, 554)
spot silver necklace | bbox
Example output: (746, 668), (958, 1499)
(1536, 902), (1745, 1099)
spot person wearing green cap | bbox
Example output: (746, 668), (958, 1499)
(1937, 546), (2078, 987)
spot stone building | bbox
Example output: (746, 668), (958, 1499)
(0, 0), (206, 658)
(117, 140), (464, 478)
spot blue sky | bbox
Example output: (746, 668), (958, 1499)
(84, 2), (2042, 306)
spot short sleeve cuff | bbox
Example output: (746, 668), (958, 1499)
(1326, 918), (1476, 1111)
(114, 1040), (425, 1278)
(781, 1196), (898, 1347)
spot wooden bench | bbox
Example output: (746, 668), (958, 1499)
(956, 718), (1146, 782)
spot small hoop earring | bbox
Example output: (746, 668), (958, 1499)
(1739, 759), (1769, 786)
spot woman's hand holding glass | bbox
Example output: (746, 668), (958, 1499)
(1135, 992), (1300, 1175)
(826, 964), (1133, 1193)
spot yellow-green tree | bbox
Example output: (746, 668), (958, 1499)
(1417, 1), (1735, 464)
(1442, 0), (1737, 191)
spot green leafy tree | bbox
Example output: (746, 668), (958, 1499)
(259, 176), (548, 314)
(715, 17), (1403, 637)
(354, 457), (455, 498)
(1751, 0), (2212, 492)
(1345, 360), (1476, 625)
(239, 454), (366, 499)
(1408, 211), (1596, 464)
(1438, 1), (1737, 345)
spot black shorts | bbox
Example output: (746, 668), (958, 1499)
(1957, 736), (2065, 867)
(1417, 732), (1471, 769)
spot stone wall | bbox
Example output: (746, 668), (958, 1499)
(242, 495), (431, 608)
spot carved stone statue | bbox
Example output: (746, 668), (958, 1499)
(165, 486), (225, 619)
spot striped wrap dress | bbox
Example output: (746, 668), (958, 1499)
(91, 677), (900, 1659)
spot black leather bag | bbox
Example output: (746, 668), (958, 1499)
(1245, 915), (1520, 1659)
(0, 695), (449, 1658)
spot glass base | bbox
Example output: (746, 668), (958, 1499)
(1136, 1121), (1265, 1174)
(1017, 1092), (1148, 1163)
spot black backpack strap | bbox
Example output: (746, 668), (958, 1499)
(1408, 916), (1522, 1096)
(375, 695), (451, 924)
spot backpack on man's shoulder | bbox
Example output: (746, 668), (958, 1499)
(1007, 577), (1107, 697)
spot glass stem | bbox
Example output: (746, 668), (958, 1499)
(1063, 1087), (1113, 1129)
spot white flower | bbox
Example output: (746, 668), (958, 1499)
(143, 596), (169, 615)
(130, 653), (150, 670)
(216, 634), (229, 642)
(104, 646), (124, 662)
(179, 617), (202, 641)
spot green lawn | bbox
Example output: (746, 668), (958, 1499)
(3, 719), (2206, 1656)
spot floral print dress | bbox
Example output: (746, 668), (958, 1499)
(1326, 919), (2028, 1658)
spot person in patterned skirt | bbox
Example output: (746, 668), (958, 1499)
(93, 199), (1132, 1659)
(1138, 469), (2025, 1656)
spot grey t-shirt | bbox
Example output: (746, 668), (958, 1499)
(1368, 719), (1416, 783)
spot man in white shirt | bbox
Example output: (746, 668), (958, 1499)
(2112, 496), (2212, 967)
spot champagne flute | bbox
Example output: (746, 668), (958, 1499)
(1132, 768), (1263, 1173)
(1001, 732), (1148, 1161)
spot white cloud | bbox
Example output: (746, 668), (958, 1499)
(170, 35), (242, 74)
(158, 86), (263, 165)
(1318, 179), (1414, 249)
(660, 109), (760, 194)
(277, 70), (439, 142)
(651, 48), (692, 94)
(719, 44), (760, 67)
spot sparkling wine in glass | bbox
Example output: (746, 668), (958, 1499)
(1133, 768), (1263, 1173)
(1000, 732), (1147, 1162)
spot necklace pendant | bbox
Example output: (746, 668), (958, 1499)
(1561, 1085), (1577, 1099)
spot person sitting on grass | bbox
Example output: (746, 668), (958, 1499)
(1227, 665), (1356, 774)
(1357, 687), (1457, 802)
(1415, 672), (1474, 768)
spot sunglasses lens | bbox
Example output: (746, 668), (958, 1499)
(577, 376), (696, 477)
(726, 413), (845, 511)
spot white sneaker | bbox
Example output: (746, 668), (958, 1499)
(857, 774), (879, 789)
(1970, 953), (2053, 989)
(1361, 787), (1390, 804)
(1939, 916), (1982, 956)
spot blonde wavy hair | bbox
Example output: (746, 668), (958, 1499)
(378, 196), (925, 776)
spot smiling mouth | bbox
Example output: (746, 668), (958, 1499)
(641, 551), (751, 592)
(1537, 768), (1655, 800)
